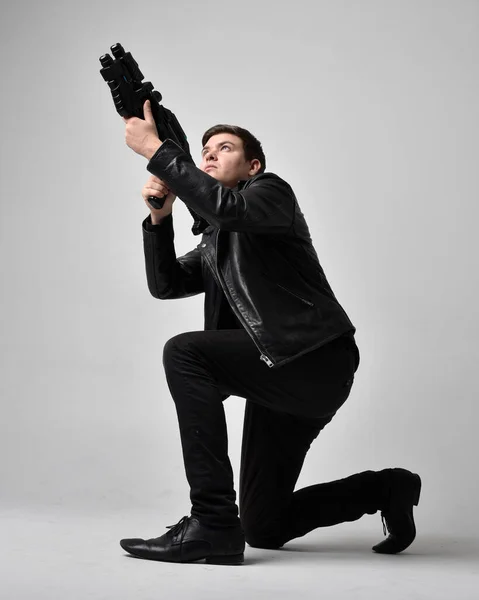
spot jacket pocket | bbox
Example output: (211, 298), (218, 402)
(261, 270), (315, 307)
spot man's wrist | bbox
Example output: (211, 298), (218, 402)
(145, 138), (162, 160)
(150, 214), (165, 225)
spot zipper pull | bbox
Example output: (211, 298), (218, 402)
(260, 354), (274, 368)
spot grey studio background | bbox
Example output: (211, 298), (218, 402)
(1, 0), (478, 598)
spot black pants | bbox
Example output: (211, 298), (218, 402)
(163, 329), (383, 548)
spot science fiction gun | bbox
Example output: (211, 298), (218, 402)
(99, 43), (206, 234)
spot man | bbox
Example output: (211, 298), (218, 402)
(118, 100), (422, 565)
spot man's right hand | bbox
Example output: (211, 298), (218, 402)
(142, 175), (177, 222)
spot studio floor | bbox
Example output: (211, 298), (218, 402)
(1, 506), (478, 600)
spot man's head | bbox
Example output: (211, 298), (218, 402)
(199, 125), (266, 188)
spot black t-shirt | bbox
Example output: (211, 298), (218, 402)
(207, 267), (244, 330)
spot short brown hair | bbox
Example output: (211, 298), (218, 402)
(201, 125), (266, 175)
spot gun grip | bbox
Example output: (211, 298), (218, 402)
(148, 195), (166, 210)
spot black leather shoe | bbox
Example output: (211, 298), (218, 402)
(120, 515), (245, 565)
(372, 468), (422, 554)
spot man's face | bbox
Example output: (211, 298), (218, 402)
(199, 133), (261, 188)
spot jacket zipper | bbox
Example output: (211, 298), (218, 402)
(200, 234), (275, 368)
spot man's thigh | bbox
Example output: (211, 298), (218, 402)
(176, 328), (356, 420)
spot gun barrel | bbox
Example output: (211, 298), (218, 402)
(100, 54), (113, 67)
(111, 43), (125, 58)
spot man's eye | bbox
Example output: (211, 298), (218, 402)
(201, 145), (230, 157)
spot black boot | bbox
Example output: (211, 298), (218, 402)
(372, 468), (422, 554)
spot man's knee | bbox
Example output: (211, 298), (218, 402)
(163, 332), (196, 364)
(244, 532), (284, 549)
(242, 522), (285, 549)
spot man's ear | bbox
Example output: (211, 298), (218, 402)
(249, 159), (261, 175)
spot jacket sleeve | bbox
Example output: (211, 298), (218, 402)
(146, 138), (295, 235)
(142, 212), (205, 300)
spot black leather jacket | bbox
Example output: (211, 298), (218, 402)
(142, 138), (357, 369)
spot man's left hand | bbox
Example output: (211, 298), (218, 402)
(122, 99), (162, 160)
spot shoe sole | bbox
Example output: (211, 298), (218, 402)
(205, 552), (244, 565)
(121, 545), (245, 565)
(412, 472), (422, 506)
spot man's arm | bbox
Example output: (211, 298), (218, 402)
(146, 139), (295, 235)
(143, 212), (204, 299)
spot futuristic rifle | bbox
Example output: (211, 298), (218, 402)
(99, 43), (206, 234)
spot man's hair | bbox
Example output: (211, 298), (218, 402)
(201, 124), (266, 175)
